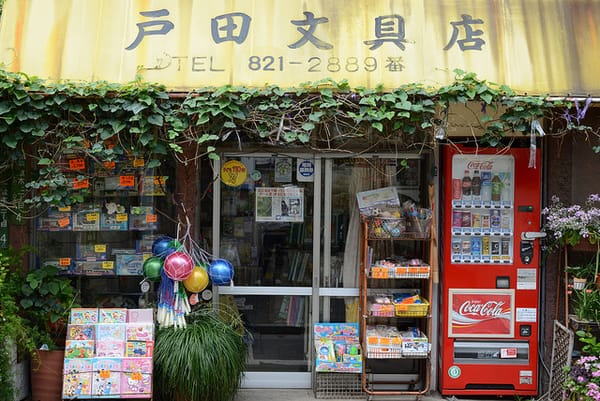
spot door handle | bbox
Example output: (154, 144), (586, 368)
(520, 231), (547, 241)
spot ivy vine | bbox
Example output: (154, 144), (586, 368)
(0, 67), (596, 212)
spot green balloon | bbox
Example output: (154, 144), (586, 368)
(143, 256), (163, 282)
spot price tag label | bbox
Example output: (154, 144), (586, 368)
(86, 213), (99, 221)
(116, 213), (128, 222)
(102, 261), (114, 270)
(146, 214), (157, 223)
(69, 158), (86, 170)
(73, 178), (89, 189)
(58, 206), (72, 212)
(153, 176), (166, 185)
(371, 267), (389, 279)
(99, 369), (111, 379)
(57, 217), (70, 227)
(94, 244), (106, 253)
(133, 158), (145, 167)
(103, 161), (116, 170)
(132, 372), (143, 380)
(59, 258), (71, 266)
(119, 175), (135, 187)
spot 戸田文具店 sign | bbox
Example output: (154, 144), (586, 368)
(1, 0), (599, 95)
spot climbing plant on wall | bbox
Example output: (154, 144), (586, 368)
(0, 67), (596, 213)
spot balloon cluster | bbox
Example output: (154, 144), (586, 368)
(142, 235), (235, 328)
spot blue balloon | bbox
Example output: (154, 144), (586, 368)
(152, 236), (174, 257)
(208, 259), (234, 286)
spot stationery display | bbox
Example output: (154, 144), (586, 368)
(62, 308), (154, 399)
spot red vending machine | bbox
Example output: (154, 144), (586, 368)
(440, 144), (542, 396)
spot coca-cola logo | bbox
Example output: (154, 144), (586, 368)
(467, 160), (494, 170)
(458, 300), (505, 317)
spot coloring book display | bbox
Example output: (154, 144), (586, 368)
(62, 308), (154, 399)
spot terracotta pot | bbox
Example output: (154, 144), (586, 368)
(30, 350), (64, 401)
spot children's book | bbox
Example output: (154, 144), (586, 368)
(96, 341), (125, 358)
(120, 357), (153, 398)
(92, 358), (121, 398)
(67, 324), (95, 341)
(63, 358), (93, 399)
(64, 340), (95, 359)
(69, 308), (98, 324)
(126, 324), (153, 341)
(99, 308), (128, 323)
(125, 341), (154, 357)
(127, 308), (154, 323)
(96, 323), (126, 341)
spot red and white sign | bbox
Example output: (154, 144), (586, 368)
(448, 289), (514, 338)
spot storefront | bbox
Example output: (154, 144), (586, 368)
(2, 0), (600, 397)
(210, 153), (434, 388)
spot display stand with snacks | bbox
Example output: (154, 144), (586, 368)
(357, 187), (434, 400)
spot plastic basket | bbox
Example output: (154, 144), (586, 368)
(367, 344), (403, 358)
(367, 217), (406, 239)
(394, 298), (430, 317)
(368, 303), (395, 317)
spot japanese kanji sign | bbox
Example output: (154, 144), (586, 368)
(1, 0), (599, 95)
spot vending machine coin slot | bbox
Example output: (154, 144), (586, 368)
(520, 240), (533, 264)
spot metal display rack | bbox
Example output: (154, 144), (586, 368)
(359, 218), (434, 400)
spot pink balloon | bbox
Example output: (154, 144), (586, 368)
(163, 251), (194, 281)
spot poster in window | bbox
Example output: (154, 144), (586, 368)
(255, 187), (303, 222)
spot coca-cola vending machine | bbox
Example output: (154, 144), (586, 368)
(440, 144), (542, 396)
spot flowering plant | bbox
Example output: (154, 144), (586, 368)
(542, 194), (600, 250)
(564, 355), (600, 400)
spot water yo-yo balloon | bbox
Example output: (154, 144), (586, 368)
(183, 265), (210, 293)
(142, 256), (164, 282)
(152, 236), (174, 257)
(208, 259), (234, 286)
(163, 251), (194, 281)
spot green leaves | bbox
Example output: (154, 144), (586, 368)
(0, 67), (593, 210)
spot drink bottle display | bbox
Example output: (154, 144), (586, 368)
(491, 174), (502, 201)
(471, 170), (481, 199)
(461, 170), (472, 200)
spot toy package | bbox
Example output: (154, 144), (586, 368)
(313, 323), (362, 373)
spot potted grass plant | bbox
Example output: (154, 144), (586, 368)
(153, 303), (247, 401)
